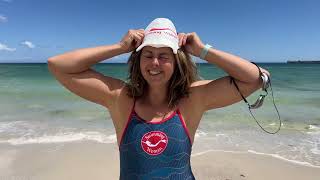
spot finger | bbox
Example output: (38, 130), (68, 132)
(178, 33), (185, 47)
(137, 35), (142, 41)
(127, 34), (133, 42)
(128, 31), (136, 42)
(138, 29), (145, 35)
(135, 40), (141, 48)
(133, 34), (143, 48)
(136, 33), (144, 44)
(133, 31), (142, 39)
(186, 33), (193, 44)
(183, 34), (188, 46)
(136, 31), (144, 38)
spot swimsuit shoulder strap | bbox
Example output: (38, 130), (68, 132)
(131, 99), (136, 114)
(118, 98), (136, 147)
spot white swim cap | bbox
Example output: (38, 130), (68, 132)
(136, 18), (179, 54)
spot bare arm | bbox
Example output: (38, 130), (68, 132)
(203, 47), (270, 83)
(47, 44), (126, 108)
(179, 32), (270, 111)
(48, 44), (126, 73)
(47, 29), (145, 109)
(200, 45), (270, 110)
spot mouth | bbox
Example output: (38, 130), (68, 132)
(148, 70), (162, 76)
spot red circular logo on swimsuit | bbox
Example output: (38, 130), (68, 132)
(141, 131), (168, 156)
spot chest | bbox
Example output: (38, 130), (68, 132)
(112, 96), (203, 146)
(120, 113), (192, 155)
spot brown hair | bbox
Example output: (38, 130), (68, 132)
(125, 47), (199, 109)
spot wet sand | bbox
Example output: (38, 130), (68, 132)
(1, 142), (319, 180)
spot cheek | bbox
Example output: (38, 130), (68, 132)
(168, 63), (174, 72)
(139, 60), (148, 77)
(164, 62), (175, 77)
(139, 58), (148, 69)
(167, 59), (175, 71)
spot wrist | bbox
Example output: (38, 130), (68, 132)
(199, 44), (212, 60)
(115, 42), (128, 54)
(196, 44), (205, 57)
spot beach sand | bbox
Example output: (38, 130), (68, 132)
(0, 142), (319, 180)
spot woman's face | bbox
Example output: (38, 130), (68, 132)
(140, 46), (175, 87)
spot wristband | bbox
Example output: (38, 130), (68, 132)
(199, 44), (212, 60)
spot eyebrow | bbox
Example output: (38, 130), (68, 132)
(143, 50), (170, 56)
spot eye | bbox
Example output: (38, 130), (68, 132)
(159, 56), (169, 60)
(143, 55), (152, 59)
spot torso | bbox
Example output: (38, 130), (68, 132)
(118, 102), (195, 179)
(108, 86), (204, 146)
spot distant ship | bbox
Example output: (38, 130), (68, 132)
(287, 60), (320, 64)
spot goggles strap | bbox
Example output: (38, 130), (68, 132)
(229, 62), (281, 134)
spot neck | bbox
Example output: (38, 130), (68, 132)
(144, 85), (168, 107)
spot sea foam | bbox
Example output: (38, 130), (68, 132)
(0, 132), (117, 145)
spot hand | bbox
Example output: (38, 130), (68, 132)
(178, 32), (205, 57)
(119, 29), (145, 53)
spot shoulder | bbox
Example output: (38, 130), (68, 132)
(108, 84), (134, 132)
(189, 79), (214, 99)
(190, 80), (213, 87)
(178, 80), (213, 115)
(187, 79), (221, 112)
(111, 84), (134, 111)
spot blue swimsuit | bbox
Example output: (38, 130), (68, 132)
(119, 101), (195, 180)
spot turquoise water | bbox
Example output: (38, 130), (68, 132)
(0, 63), (319, 166)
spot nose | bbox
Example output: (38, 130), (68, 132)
(151, 57), (160, 66)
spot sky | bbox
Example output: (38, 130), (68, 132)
(0, 0), (319, 63)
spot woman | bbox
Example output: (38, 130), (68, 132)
(48, 18), (270, 179)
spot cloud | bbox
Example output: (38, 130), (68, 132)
(0, 15), (8, 23)
(0, 43), (16, 51)
(21, 41), (35, 48)
(2, 0), (13, 3)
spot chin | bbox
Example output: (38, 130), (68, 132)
(146, 80), (167, 87)
(141, 72), (172, 88)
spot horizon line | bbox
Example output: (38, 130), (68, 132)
(0, 61), (288, 64)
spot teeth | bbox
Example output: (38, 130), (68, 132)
(149, 70), (161, 75)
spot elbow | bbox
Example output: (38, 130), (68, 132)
(262, 69), (271, 78)
(258, 68), (271, 89)
(47, 55), (57, 64)
(47, 56), (59, 71)
(47, 57), (54, 70)
(249, 68), (271, 90)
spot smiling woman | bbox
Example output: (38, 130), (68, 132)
(47, 18), (269, 180)
(126, 46), (198, 109)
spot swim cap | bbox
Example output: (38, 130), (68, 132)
(136, 18), (179, 54)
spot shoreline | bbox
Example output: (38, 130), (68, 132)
(191, 149), (320, 169)
(1, 142), (320, 180)
(191, 149), (320, 180)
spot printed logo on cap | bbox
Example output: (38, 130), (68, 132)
(146, 27), (178, 39)
(141, 131), (168, 156)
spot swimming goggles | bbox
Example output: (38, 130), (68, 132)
(230, 62), (281, 134)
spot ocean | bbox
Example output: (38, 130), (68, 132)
(0, 62), (319, 167)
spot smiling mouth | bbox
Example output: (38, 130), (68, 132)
(148, 70), (162, 76)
